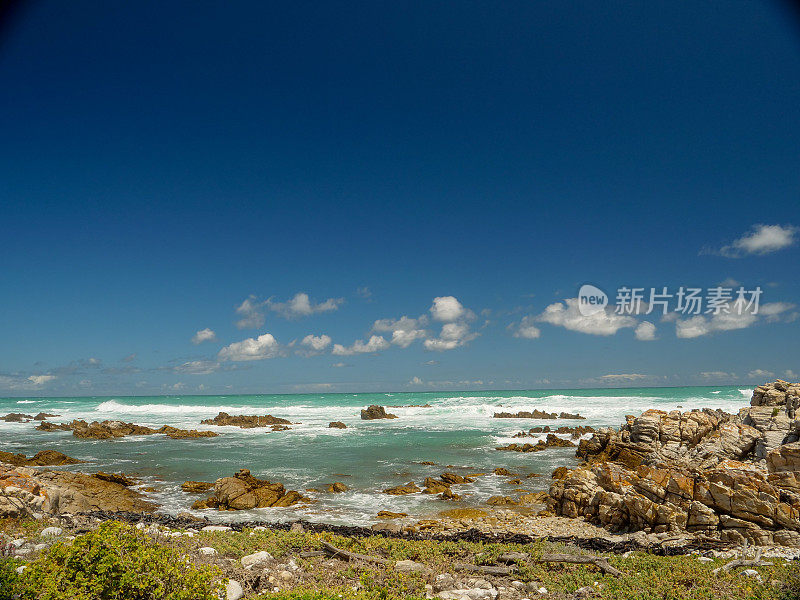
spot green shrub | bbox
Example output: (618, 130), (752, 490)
(0, 557), (22, 600)
(18, 520), (222, 600)
(781, 560), (800, 600)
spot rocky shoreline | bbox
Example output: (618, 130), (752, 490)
(3, 382), (800, 552)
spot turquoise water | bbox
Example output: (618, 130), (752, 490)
(0, 386), (752, 524)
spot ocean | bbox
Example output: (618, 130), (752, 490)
(0, 386), (753, 524)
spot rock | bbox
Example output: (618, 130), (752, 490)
(395, 559), (427, 572)
(423, 477), (451, 494)
(575, 586), (595, 599)
(290, 522), (304, 532)
(241, 550), (274, 569)
(225, 579), (244, 600)
(1, 413), (34, 422)
(33, 413), (58, 421)
(493, 468), (518, 477)
(361, 405), (398, 420)
(201, 412), (291, 428)
(93, 472), (135, 486)
(376, 511), (408, 518)
(328, 421), (347, 429)
(493, 410), (557, 419)
(156, 425), (218, 439)
(198, 546), (217, 556)
(197, 469), (309, 510)
(384, 481), (420, 495)
(697, 556), (713, 563)
(767, 442), (800, 473)
(0, 450), (83, 467)
(181, 481), (215, 493)
(325, 482), (348, 493)
(15, 565), (26, 574)
(741, 569), (763, 583)
(372, 522), (402, 533)
(487, 495), (518, 506)
(40, 526), (63, 536)
(201, 525), (231, 532)
(33, 419), (216, 440)
(497, 435), (576, 452)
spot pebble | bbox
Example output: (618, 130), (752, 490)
(15, 565), (27, 575)
(741, 569), (763, 583)
(40, 527), (63, 537)
(201, 525), (232, 532)
(198, 547), (217, 556)
(225, 579), (244, 600)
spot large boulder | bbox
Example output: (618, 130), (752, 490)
(200, 412), (292, 428)
(194, 469), (308, 510)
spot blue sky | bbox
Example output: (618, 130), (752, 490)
(1, 1), (799, 396)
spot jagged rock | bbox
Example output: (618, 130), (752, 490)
(156, 425), (218, 439)
(2, 413), (36, 422)
(200, 412), (292, 428)
(493, 468), (518, 477)
(514, 425), (595, 438)
(497, 434), (576, 452)
(34, 419), (217, 440)
(0, 450), (83, 466)
(93, 472), (136, 486)
(181, 481), (214, 493)
(361, 405), (398, 420)
(487, 495), (518, 506)
(423, 477), (451, 494)
(376, 510), (408, 518)
(33, 412), (58, 421)
(325, 482), (348, 493)
(328, 421), (347, 429)
(493, 410), (557, 419)
(384, 481), (420, 495)
(549, 380), (800, 546)
(195, 468), (309, 510)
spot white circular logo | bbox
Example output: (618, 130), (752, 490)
(577, 284), (608, 316)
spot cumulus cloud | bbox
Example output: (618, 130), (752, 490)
(785, 370), (798, 379)
(712, 224), (798, 257)
(599, 373), (648, 382)
(535, 298), (638, 336)
(300, 334), (332, 353)
(700, 371), (736, 380)
(424, 322), (478, 351)
(634, 321), (657, 341)
(674, 302), (796, 338)
(332, 335), (390, 356)
(430, 296), (474, 322)
(235, 292), (344, 328)
(218, 333), (281, 361)
(511, 316), (541, 339)
(372, 315), (429, 348)
(235, 296), (266, 329)
(191, 328), (217, 344)
(409, 376), (424, 385)
(28, 374), (56, 386)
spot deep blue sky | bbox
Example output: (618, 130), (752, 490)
(1, 1), (799, 396)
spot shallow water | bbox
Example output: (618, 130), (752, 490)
(0, 386), (752, 524)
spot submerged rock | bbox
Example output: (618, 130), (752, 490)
(181, 480), (214, 493)
(361, 405), (398, 420)
(328, 421), (347, 429)
(497, 434), (576, 452)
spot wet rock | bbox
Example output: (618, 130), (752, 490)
(493, 468), (518, 477)
(384, 481), (420, 495)
(372, 522), (402, 533)
(197, 469), (309, 510)
(325, 482), (348, 493)
(93, 472), (136, 487)
(33, 419), (216, 440)
(493, 410), (557, 419)
(156, 425), (218, 439)
(497, 434), (576, 452)
(0, 450), (83, 467)
(361, 405), (398, 420)
(1, 413), (34, 422)
(487, 495), (518, 506)
(181, 481), (215, 493)
(200, 412), (292, 428)
(33, 412), (59, 421)
(376, 510), (408, 518)
(328, 421), (347, 429)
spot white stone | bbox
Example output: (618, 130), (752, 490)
(198, 547), (217, 556)
(10, 538), (26, 548)
(697, 556), (713, 563)
(225, 579), (244, 600)
(33, 543), (47, 551)
(202, 525), (232, 532)
(135, 522), (146, 530)
(40, 527), (62, 537)
(741, 569), (763, 583)
(537, 588), (548, 595)
(15, 565), (26, 575)
(241, 550), (274, 569)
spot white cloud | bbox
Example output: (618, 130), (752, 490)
(174, 360), (220, 375)
(191, 328), (217, 344)
(331, 362), (350, 368)
(28, 374), (56, 386)
(300, 334), (332, 352)
(372, 315), (429, 348)
(700, 371), (736, 379)
(674, 301), (795, 338)
(409, 376), (424, 385)
(235, 296), (266, 329)
(536, 298), (638, 336)
(218, 333), (281, 361)
(430, 296), (473, 322)
(719, 277), (740, 287)
(332, 335), (390, 356)
(424, 322), (478, 351)
(512, 316), (541, 339)
(747, 369), (775, 380)
(268, 292), (344, 319)
(599, 373), (648, 382)
(715, 224), (798, 257)
(784, 370), (798, 380)
(634, 321), (657, 341)
(236, 292), (344, 328)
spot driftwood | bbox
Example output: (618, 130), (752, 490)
(453, 562), (518, 575)
(539, 553), (623, 577)
(712, 546), (773, 574)
(319, 541), (393, 565)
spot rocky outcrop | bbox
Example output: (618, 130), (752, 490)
(497, 434), (576, 453)
(493, 410), (585, 420)
(549, 380), (800, 546)
(1, 413), (34, 422)
(200, 412), (292, 428)
(0, 464), (156, 516)
(34, 419), (218, 440)
(0, 450), (83, 466)
(93, 472), (136, 486)
(361, 405), (398, 420)
(514, 425), (595, 438)
(181, 481), (214, 493)
(328, 421), (347, 429)
(325, 482), (348, 493)
(34, 412), (59, 420)
(383, 481), (420, 495)
(191, 469), (309, 510)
